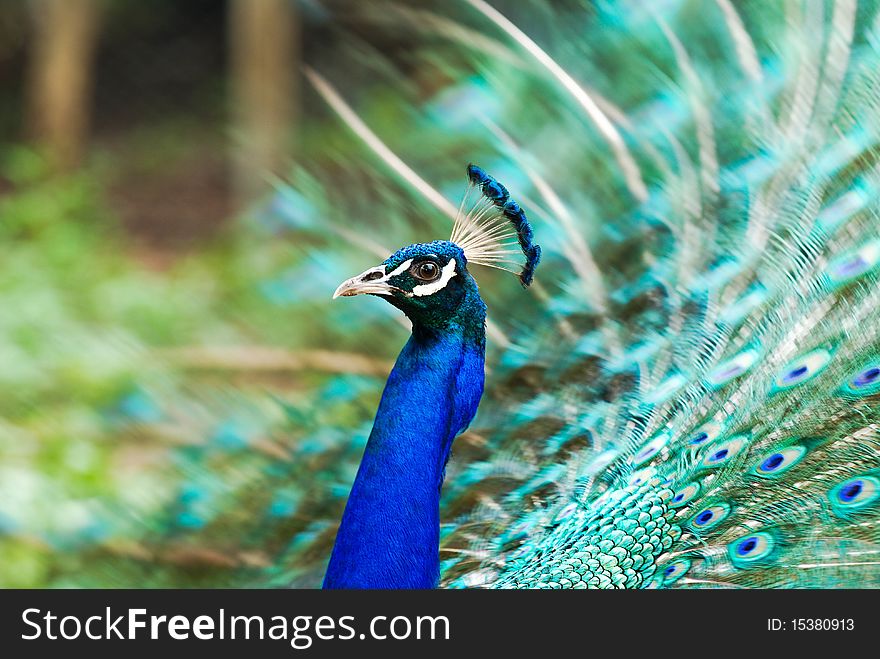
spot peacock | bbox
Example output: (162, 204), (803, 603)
(323, 165), (539, 588)
(5, 0), (880, 590)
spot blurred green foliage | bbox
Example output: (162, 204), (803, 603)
(1, 0), (760, 587)
(0, 142), (398, 586)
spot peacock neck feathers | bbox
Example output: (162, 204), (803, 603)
(323, 271), (486, 589)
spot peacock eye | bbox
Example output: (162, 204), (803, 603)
(689, 502), (731, 531)
(828, 475), (879, 516)
(752, 445), (806, 478)
(659, 559), (691, 585)
(411, 260), (441, 282)
(728, 531), (775, 566)
(699, 435), (749, 469)
(841, 362), (880, 396)
(772, 348), (833, 391)
(669, 481), (700, 508)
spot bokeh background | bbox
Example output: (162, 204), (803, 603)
(0, 0), (569, 587)
(1, 0), (752, 588)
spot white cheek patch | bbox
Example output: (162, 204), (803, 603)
(412, 259), (457, 296)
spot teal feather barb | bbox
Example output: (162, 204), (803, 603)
(10, 0), (880, 589)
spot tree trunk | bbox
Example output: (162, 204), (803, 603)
(26, 0), (101, 173)
(228, 0), (299, 205)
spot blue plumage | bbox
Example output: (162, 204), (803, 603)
(26, 0), (880, 592)
(322, 329), (485, 588)
(324, 241), (492, 588)
(324, 170), (540, 586)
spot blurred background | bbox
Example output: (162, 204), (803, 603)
(0, 0), (571, 587)
(1, 0), (736, 588)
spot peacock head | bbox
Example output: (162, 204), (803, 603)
(332, 165), (541, 331)
(333, 240), (482, 330)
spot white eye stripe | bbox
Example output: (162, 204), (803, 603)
(386, 259), (413, 278)
(361, 259), (411, 288)
(412, 259), (457, 296)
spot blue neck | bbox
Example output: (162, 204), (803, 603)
(323, 310), (485, 589)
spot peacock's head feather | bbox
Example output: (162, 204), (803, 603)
(333, 240), (485, 332)
(332, 165), (540, 332)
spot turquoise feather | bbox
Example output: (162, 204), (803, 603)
(9, 0), (880, 589)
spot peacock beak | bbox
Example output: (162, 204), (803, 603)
(333, 265), (395, 299)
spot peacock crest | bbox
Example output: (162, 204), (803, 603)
(451, 164), (542, 287)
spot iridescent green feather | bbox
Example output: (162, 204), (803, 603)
(8, 0), (880, 589)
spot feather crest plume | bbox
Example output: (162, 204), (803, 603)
(451, 164), (541, 286)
